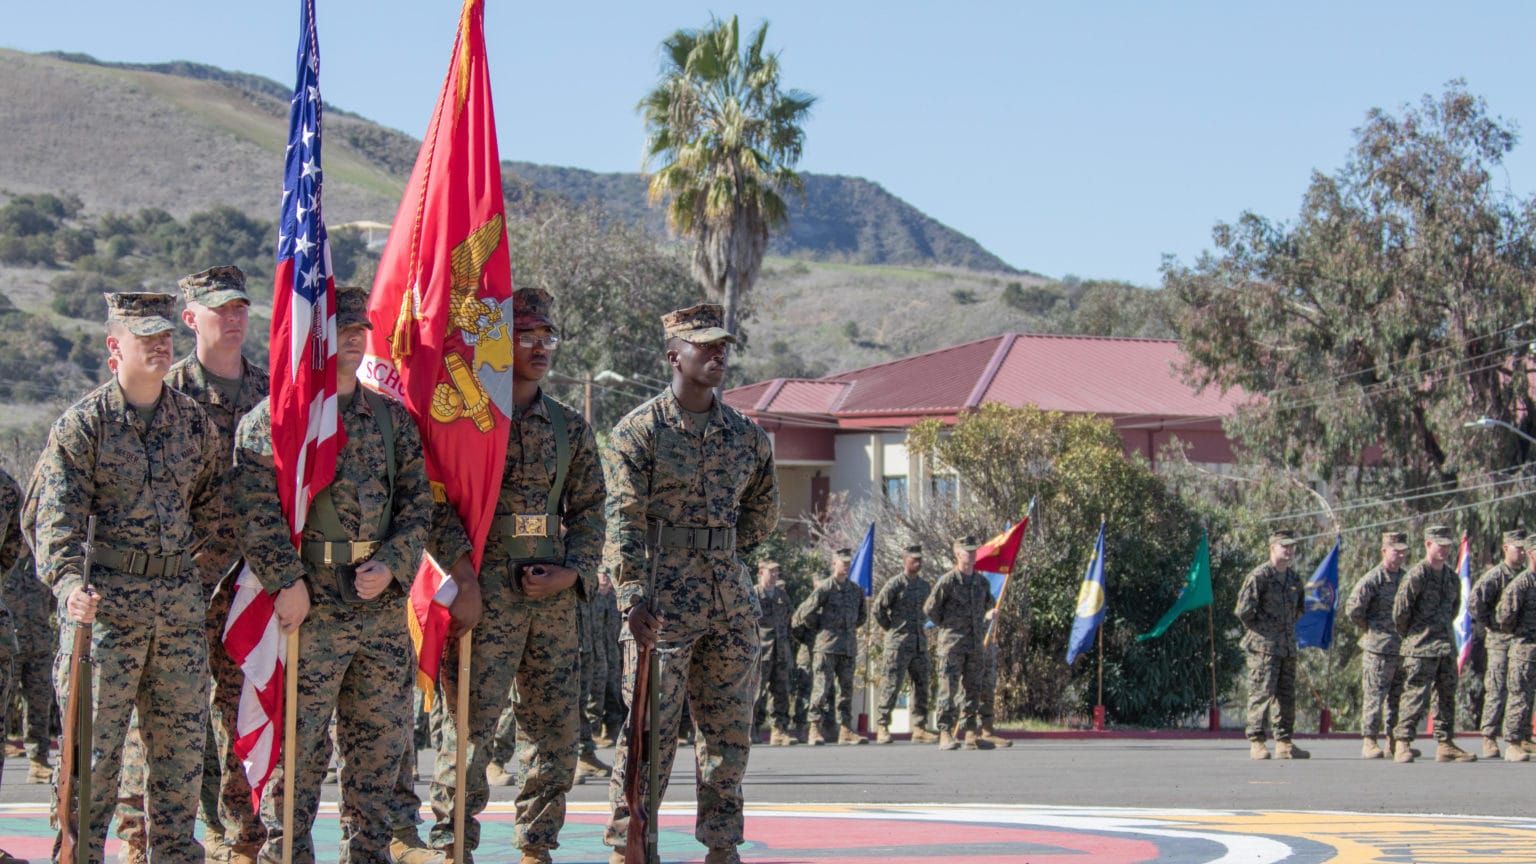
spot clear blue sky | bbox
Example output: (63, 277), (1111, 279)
(6, 1), (1536, 285)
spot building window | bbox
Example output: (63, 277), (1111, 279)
(931, 474), (957, 505)
(882, 475), (908, 512)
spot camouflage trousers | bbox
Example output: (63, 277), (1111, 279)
(1502, 644), (1536, 743)
(1394, 653), (1458, 743)
(875, 638), (929, 729)
(12, 646), (52, 764)
(1358, 650), (1404, 738)
(489, 691), (518, 768)
(1243, 650), (1296, 742)
(809, 651), (856, 730)
(978, 642), (999, 728)
(579, 642), (606, 754)
(429, 584), (578, 854)
(53, 581), (210, 864)
(789, 652), (812, 731)
(753, 635), (791, 732)
(257, 600), (412, 864)
(1480, 639), (1515, 739)
(204, 576), (263, 846)
(605, 619), (760, 852)
(935, 644), (984, 733)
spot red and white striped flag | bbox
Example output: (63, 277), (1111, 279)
(223, 0), (340, 811)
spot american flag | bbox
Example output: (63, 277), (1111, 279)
(224, 0), (339, 812)
(1454, 533), (1474, 672)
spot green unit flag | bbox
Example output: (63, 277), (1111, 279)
(1137, 530), (1212, 641)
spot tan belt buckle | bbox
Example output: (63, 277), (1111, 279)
(513, 515), (548, 537)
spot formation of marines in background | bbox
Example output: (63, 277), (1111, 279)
(2, 267), (1535, 864)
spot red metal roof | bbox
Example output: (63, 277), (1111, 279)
(725, 333), (1245, 425)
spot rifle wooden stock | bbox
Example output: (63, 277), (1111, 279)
(622, 642), (653, 864)
(58, 515), (96, 864)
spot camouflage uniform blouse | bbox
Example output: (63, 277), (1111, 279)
(1345, 565), (1403, 655)
(1393, 561), (1459, 658)
(924, 569), (993, 655)
(166, 353), (268, 591)
(1494, 570), (1536, 647)
(1235, 562), (1302, 656)
(234, 392), (440, 599)
(23, 381), (226, 605)
(1470, 561), (1522, 650)
(810, 577), (866, 656)
(605, 388), (778, 640)
(873, 571), (931, 652)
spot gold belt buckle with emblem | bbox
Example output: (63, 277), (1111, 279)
(513, 515), (548, 537)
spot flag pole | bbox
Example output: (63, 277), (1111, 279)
(282, 629), (299, 864)
(1207, 603), (1218, 732)
(1094, 514), (1105, 731)
(453, 631), (471, 856)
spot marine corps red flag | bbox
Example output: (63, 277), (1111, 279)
(362, 0), (512, 707)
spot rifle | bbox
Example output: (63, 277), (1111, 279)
(58, 515), (96, 864)
(623, 530), (663, 864)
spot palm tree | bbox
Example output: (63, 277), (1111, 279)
(638, 15), (816, 342)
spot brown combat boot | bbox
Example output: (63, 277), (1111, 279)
(1482, 735), (1501, 758)
(704, 847), (743, 864)
(518, 850), (553, 864)
(937, 729), (959, 751)
(1360, 737), (1384, 759)
(910, 726), (939, 744)
(118, 842), (149, 864)
(978, 726), (1013, 748)
(1393, 739), (1414, 763)
(441, 844), (473, 864)
(838, 725), (869, 745)
(1521, 740), (1536, 756)
(227, 843), (261, 864)
(1505, 742), (1530, 762)
(204, 828), (230, 864)
(808, 724), (827, 746)
(1436, 740), (1477, 762)
(1248, 739), (1270, 760)
(576, 750), (612, 783)
(485, 760), (514, 787)
(26, 759), (51, 783)
(609, 852), (625, 864)
(875, 725), (892, 744)
(390, 828), (447, 864)
(1274, 739), (1309, 760)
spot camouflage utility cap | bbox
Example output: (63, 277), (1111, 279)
(1424, 525), (1455, 546)
(833, 547), (854, 563)
(513, 287), (554, 328)
(1503, 528), (1527, 546)
(662, 303), (736, 344)
(178, 265), (250, 308)
(953, 535), (979, 551)
(106, 292), (177, 336)
(904, 543), (923, 556)
(1268, 529), (1297, 547)
(1525, 535), (1536, 552)
(335, 286), (372, 330)
(1381, 531), (1410, 551)
(758, 559), (780, 571)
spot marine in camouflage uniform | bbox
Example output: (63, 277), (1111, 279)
(872, 544), (933, 743)
(806, 548), (867, 745)
(1468, 529), (1527, 758)
(236, 287), (451, 863)
(576, 590), (613, 781)
(789, 642), (813, 740)
(751, 560), (794, 744)
(1344, 531), (1410, 759)
(592, 570), (625, 743)
(426, 288), (605, 863)
(602, 304), (778, 864)
(23, 292), (228, 864)
(1234, 530), (1307, 760)
(1391, 525), (1476, 762)
(924, 536), (997, 751)
(0, 585), (21, 864)
(116, 265), (268, 860)
(0, 469), (54, 784)
(1492, 535), (1536, 762)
